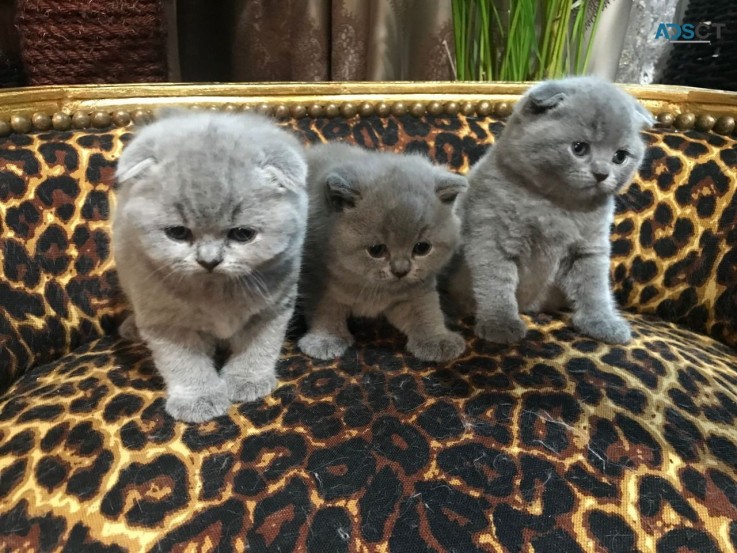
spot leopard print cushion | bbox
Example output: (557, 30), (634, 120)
(0, 114), (736, 552)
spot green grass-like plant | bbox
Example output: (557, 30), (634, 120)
(452, 0), (609, 81)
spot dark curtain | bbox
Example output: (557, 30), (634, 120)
(176, 0), (455, 82)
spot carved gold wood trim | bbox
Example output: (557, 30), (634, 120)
(0, 82), (736, 136)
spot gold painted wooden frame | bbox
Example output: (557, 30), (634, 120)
(0, 82), (736, 136)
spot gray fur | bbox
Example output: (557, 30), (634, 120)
(450, 77), (652, 344)
(113, 111), (308, 422)
(299, 142), (469, 362)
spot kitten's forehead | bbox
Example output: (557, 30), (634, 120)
(357, 182), (436, 243)
(567, 87), (638, 143)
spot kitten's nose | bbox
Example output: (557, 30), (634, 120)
(593, 171), (609, 182)
(390, 259), (411, 279)
(197, 258), (221, 272)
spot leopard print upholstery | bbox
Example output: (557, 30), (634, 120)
(0, 112), (736, 552)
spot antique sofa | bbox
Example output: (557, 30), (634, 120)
(0, 82), (735, 552)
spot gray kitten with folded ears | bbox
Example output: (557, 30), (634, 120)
(447, 77), (654, 345)
(299, 142), (469, 362)
(112, 110), (308, 423)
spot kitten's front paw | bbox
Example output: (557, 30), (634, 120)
(298, 333), (352, 360)
(475, 316), (527, 344)
(574, 314), (631, 344)
(226, 374), (277, 403)
(166, 385), (230, 423)
(408, 332), (466, 362)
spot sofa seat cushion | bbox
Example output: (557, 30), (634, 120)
(1, 313), (736, 552)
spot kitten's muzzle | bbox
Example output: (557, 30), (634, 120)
(197, 258), (222, 272)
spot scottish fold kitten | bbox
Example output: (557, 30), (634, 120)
(113, 111), (308, 422)
(449, 77), (653, 344)
(299, 142), (468, 362)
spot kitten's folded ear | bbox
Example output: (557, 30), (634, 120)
(632, 100), (655, 129)
(325, 168), (361, 210)
(435, 173), (468, 205)
(521, 81), (568, 114)
(116, 138), (157, 186)
(257, 142), (308, 193)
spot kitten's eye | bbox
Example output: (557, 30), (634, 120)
(412, 242), (432, 256)
(367, 244), (387, 258)
(612, 150), (630, 164)
(571, 142), (590, 157)
(228, 227), (257, 243)
(164, 226), (192, 242)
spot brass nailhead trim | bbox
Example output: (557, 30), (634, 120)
(92, 111), (112, 128)
(32, 112), (52, 131)
(291, 105), (307, 119)
(695, 114), (715, 132)
(460, 101), (476, 116)
(308, 104), (324, 118)
(714, 115), (735, 135)
(494, 102), (513, 117)
(10, 115), (31, 133)
(273, 104), (290, 119)
(391, 102), (407, 116)
(657, 112), (675, 127)
(674, 112), (696, 131)
(375, 102), (391, 117)
(132, 109), (151, 125)
(358, 102), (374, 117)
(0, 103), (736, 137)
(112, 110), (131, 127)
(341, 102), (357, 118)
(476, 101), (493, 116)
(427, 101), (443, 115)
(410, 102), (425, 117)
(72, 112), (91, 129)
(324, 103), (340, 118)
(52, 112), (71, 130)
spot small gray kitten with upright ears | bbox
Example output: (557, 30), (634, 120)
(113, 111), (308, 422)
(299, 142), (469, 362)
(449, 77), (653, 344)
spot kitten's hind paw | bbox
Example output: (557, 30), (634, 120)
(475, 316), (527, 344)
(574, 314), (631, 344)
(226, 374), (277, 403)
(408, 331), (466, 362)
(166, 386), (230, 423)
(298, 333), (352, 360)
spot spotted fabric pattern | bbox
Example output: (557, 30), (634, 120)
(0, 113), (736, 552)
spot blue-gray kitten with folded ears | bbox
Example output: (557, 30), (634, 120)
(447, 77), (654, 345)
(113, 110), (308, 423)
(299, 142), (469, 362)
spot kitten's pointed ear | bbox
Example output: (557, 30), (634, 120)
(632, 100), (655, 129)
(258, 145), (308, 192)
(325, 168), (361, 210)
(435, 173), (468, 205)
(522, 81), (568, 114)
